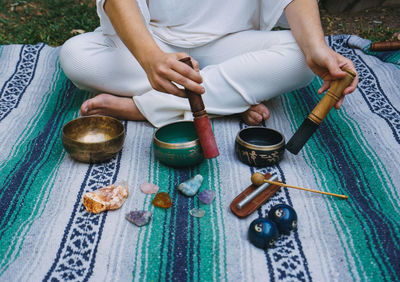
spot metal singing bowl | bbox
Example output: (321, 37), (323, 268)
(235, 127), (285, 166)
(153, 121), (204, 167)
(62, 115), (125, 163)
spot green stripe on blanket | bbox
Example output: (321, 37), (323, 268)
(133, 157), (227, 281)
(0, 63), (89, 274)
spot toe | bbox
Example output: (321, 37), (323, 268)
(80, 100), (90, 116)
(246, 111), (262, 125)
(254, 104), (270, 120)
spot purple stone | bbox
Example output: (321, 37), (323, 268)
(198, 190), (216, 204)
(126, 210), (152, 227)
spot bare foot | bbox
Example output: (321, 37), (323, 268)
(80, 93), (146, 121)
(241, 103), (270, 125)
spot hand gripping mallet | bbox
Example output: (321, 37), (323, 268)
(179, 57), (219, 159)
(286, 69), (356, 155)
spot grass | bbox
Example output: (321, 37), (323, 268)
(319, 5), (399, 43)
(0, 1), (397, 46)
(0, 0), (98, 46)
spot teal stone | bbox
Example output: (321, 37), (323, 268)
(190, 208), (205, 218)
(178, 174), (203, 196)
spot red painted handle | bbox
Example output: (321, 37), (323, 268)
(194, 116), (219, 159)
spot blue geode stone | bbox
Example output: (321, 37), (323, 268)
(126, 210), (152, 227)
(178, 174), (203, 196)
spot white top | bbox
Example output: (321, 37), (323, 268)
(96, 0), (292, 48)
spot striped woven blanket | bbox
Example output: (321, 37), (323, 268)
(0, 35), (399, 281)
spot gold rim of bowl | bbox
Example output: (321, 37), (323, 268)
(235, 127), (285, 151)
(153, 134), (200, 149)
(153, 121), (200, 149)
(62, 115), (125, 145)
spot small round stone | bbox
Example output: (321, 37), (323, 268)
(198, 190), (216, 204)
(189, 208), (205, 218)
(248, 218), (279, 249)
(140, 182), (159, 194)
(152, 192), (172, 208)
(268, 204), (297, 234)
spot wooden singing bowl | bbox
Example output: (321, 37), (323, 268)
(235, 127), (285, 166)
(62, 116), (125, 163)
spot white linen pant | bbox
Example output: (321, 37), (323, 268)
(59, 29), (314, 127)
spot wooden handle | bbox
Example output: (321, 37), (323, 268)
(179, 57), (205, 113)
(263, 179), (348, 199)
(308, 69), (356, 124)
(370, 41), (400, 52)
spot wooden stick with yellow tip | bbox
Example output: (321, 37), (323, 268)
(251, 172), (348, 200)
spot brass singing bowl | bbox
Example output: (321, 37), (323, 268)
(62, 116), (125, 163)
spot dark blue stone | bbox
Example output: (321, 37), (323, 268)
(248, 218), (279, 249)
(268, 204), (297, 234)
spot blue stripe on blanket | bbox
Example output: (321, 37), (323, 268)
(44, 122), (125, 281)
(240, 121), (312, 282)
(0, 43), (45, 121)
(329, 35), (400, 143)
(301, 86), (399, 280)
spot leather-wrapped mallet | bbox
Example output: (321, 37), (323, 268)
(286, 68), (356, 155)
(179, 57), (219, 159)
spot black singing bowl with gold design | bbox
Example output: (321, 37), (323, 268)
(235, 127), (285, 166)
(62, 116), (125, 163)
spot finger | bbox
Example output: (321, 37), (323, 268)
(166, 69), (205, 94)
(173, 57), (203, 84)
(325, 57), (347, 79)
(155, 78), (188, 98)
(334, 96), (344, 109)
(174, 53), (201, 76)
(191, 58), (200, 72)
(318, 80), (331, 94)
(343, 73), (359, 95)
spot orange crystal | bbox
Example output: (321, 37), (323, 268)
(152, 192), (172, 208)
(83, 181), (129, 214)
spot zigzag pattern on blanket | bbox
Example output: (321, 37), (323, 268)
(0, 35), (399, 281)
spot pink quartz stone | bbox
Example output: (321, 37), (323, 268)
(140, 182), (159, 194)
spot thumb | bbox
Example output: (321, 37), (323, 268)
(325, 58), (347, 80)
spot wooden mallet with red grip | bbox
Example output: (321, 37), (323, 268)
(179, 57), (219, 159)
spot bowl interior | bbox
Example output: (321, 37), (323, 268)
(63, 116), (124, 144)
(155, 121), (199, 144)
(238, 127), (284, 147)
